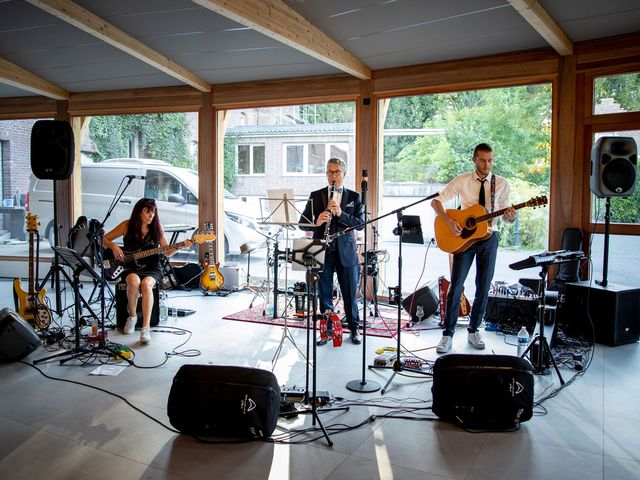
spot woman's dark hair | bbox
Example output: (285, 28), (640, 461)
(125, 198), (162, 243)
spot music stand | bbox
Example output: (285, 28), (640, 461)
(34, 247), (111, 365)
(260, 190), (314, 366)
(289, 238), (349, 447)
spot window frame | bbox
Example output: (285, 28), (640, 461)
(282, 141), (350, 176)
(235, 143), (266, 176)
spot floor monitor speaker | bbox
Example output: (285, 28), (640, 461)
(0, 308), (40, 362)
(432, 354), (534, 429)
(402, 280), (439, 321)
(167, 364), (280, 438)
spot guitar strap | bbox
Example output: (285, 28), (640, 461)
(490, 174), (496, 228)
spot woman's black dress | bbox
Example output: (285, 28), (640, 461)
(122, 230), (164, 283)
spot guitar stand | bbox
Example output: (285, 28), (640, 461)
(521, 265), (565, 385)
(33, 247), (112, 365)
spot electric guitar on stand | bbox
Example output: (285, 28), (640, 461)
(200, 222), (224, 293)
(13, 213), (51, 330)
(434, 196), (547, 254)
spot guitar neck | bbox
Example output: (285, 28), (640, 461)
(28, 230), (35, 297)
(476, 200), (531, 223)
(122, 240), (189, 264)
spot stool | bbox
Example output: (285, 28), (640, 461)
(116, 281), (160, 330)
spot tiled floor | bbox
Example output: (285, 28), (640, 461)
(1, 279), (638, 480)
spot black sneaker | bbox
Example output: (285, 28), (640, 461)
(350, 331), (361, 345)
(316, 337), (329, 346)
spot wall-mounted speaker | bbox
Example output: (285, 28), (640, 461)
(590, 136), (637, 197)
(30, 120), (74, 180)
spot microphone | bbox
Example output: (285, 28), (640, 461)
(361, 169), (368, 193)
(125, 175), (146, 180)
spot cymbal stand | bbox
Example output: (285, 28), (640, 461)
(521, 264), (565, 384)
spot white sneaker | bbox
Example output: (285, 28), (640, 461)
(140, 327), (151, 343)
(436, 336), (452, 354)
(468, 331), (485, 349)
(123, 316), (136, 335)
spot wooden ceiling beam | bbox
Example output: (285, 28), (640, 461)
(0, 56), (69, 100)
(26, 0), (211, 92)
(192, 0), (371, 79)
(508, 0), (573, 56)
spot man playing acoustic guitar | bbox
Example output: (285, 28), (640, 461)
(431, 143), (516, 354)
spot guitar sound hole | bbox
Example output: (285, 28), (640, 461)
(465, 217), (477, 229)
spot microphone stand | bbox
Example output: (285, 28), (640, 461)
(346, 171), (380, 393)
(332, 192), (440, 394)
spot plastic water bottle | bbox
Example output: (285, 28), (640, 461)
(160, 291), (168, 322)
(517, 326), (529, 357)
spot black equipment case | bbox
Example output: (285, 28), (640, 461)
(432, 354), (534, 429)
(167, 364), (281, 438)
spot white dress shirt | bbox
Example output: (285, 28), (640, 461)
(438, 171), (511, 229)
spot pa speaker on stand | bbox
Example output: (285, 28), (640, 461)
(590, 136), (636, 197)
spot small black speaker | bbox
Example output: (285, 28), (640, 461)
(31, 120), (74, 180)
(115, 282), (159, 330)
(402, 281), (439, 321)
(590, 136), (637, 197)
(561, 281), (640, 346)
(167, 364), (281, 438)
(432, 354), (534, 429)
(0, 308), (40, 362)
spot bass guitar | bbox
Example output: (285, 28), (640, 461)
(13, 213), (51, 330)
(200, 222), (224, 293)
(434, 195), (547, 254)
(103, 232), (215, 280)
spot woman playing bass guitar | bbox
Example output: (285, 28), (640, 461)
(103, 198), (192, 343)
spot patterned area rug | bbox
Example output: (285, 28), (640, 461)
(222, 302), (413, 338)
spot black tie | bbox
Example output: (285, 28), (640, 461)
(478, 179), (486, 207)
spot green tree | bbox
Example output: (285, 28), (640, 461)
(595, 72), (640, 112)
(88, 113), (191, 167)
(223, 134), (238, 190)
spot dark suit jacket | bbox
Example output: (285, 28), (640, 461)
(299, 186), (364, 267)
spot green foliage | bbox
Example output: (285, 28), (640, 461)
(223, 134), (238, 190)
(89, 113), (191, 167)
(497, 179), (549, 250)
(595, 72), (640, 112)
(594, 192), (640, 224)
(392, 85), (551, 184)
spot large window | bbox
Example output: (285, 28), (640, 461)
(594, 71), (640, 115)
(284, 142), (349, 175)
(223, 102), (356, 282)
(378, 85), (552, 296)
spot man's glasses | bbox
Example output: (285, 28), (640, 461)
(326, 170), (343, 176)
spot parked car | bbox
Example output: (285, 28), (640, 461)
(26, 158), (267, 255)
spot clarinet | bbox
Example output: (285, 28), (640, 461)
(324, 181), (336, 242)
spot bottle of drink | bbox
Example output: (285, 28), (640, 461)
(517, 326), (529, 357)
(91, 318), (99, 336)
(160, 291), (168, 322)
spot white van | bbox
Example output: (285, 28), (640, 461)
(26, 158), (266, 255)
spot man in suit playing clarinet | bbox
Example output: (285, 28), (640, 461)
(299, 157), (365, 345)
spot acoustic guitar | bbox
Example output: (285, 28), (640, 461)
(200, 222), (224, 293)
(103, 232), (215, 281)
(434, 195), (548, 254)
(13, 213), (51, 330)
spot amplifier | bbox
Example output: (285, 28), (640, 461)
(485, 294), (538, 331)
(220, 264), (241, 291)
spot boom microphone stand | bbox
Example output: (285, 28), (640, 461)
(346, 170), (380, 393)
(333, 193), (440, 394)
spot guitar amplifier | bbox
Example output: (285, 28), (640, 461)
(115, 281), (160, 330)
(220, 263), (241, 291)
